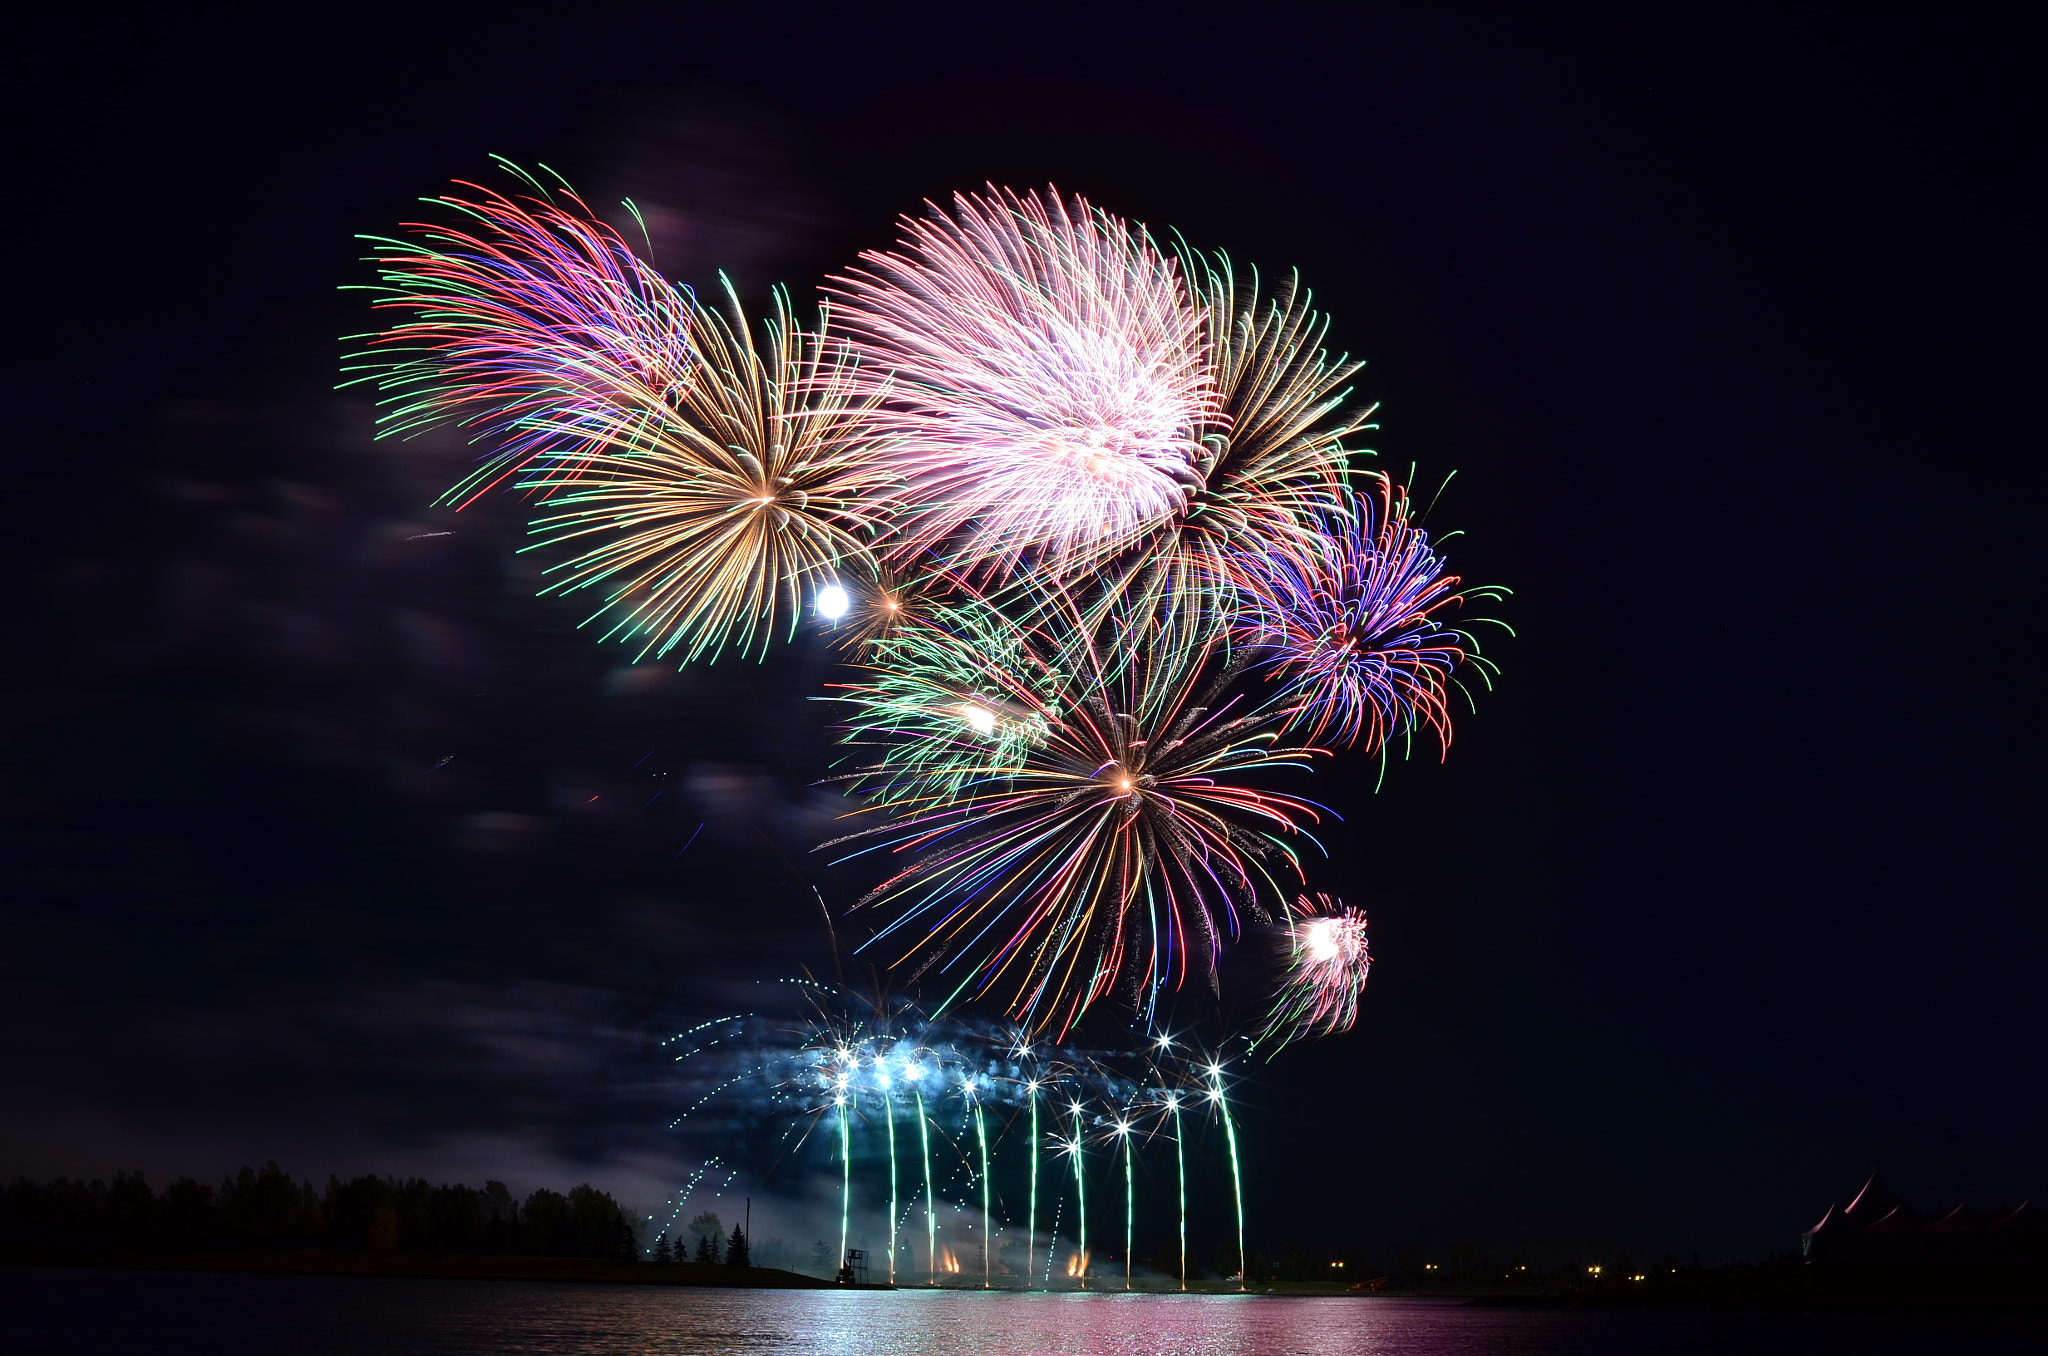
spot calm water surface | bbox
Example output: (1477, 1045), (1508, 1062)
(4, 1269), (2036, 1355)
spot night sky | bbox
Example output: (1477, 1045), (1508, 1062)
(4, 6), (2038, 1269)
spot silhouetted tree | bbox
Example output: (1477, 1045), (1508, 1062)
(655, 1233), (673, 1264)
(725, 1223), (749, 1267)
(103, 1172), (157, 1251)
(687, 1211), (722, 1264)
(160, 1177), (218, 1251)
(523, 1188), (571, 1254)
(217, 1163), (321, 1250)
(0, 1165), (647, 1262)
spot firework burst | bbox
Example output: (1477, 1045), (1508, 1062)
(346, 171), (1505, 1054)
(515, 281), (896, 663)
(1251, 894), (1370, 1055)
(349, 165), (898, 663)
(819, 554), (945, 654)
(346, 162), (699, 504)
(1167, 249), (1370, 577)
(826, 591), (1331, 1035)
(828, 186), (1217, 572)
(969, 249), (1379, 661)
(1231, 477), (1500, 752)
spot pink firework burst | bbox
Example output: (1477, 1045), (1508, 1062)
(827, 186), (1219, 572)
(1254, 894), (1370, 1054)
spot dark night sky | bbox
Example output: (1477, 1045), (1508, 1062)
(3, 5), (2039, 1268)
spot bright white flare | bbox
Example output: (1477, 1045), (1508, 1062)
(960, 704), (998, 736)
(1303, 917), (1345, 963)
(816, 583), (850, 620)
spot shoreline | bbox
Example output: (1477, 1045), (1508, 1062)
(0, 1251), (836, 1288)
(4, 1255), (2042, 1312)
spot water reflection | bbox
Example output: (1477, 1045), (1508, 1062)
(4, 1270), (2038, 1356)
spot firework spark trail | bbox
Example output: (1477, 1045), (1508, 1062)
(644, 1157), (723, 1255)
(1025, 1080), (1041, 1286)
(667, 986), (1266, 1291)
(1231, 477), (1503, 752)
(918, 1088), (935, 1284)
(1208, 1060), (1247, 1291)
(1119, 1116), (1134, 1290)
(837, 1096), (851, 1273)
(1252, 894), (1373, 1056)
(886, 1096), (899, 1282)
(828, 186), (1216, 574)
(1173, 1097), (1188, 1290)
(828, 590), (1332, 1034)
(974, 1098), (991, 1286)
(1070, 1101), (1088, 1282)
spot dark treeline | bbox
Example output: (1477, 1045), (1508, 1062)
(0, 1164), (636, 1258)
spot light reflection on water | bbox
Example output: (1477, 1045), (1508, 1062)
(5, 1270), (2038, 1356)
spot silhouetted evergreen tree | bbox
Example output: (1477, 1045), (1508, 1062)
(726, 1224), (749, 1267)
(655, 1232), (673, 1264)
(687, 1210), (722, 1264)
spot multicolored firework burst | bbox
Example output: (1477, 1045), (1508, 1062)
(1039, 250), (1377, 664)
(1251, 894), (1370, 1055)
(348, 164), (1507, 1053)
(348, 164), (896, 663)
(513, 281), (895, 664)
(829, 187), (1217, 573)
(826, 590), (1331, 1036)
(1231, 476), (1503, 753)
(346, 161), (696, 503)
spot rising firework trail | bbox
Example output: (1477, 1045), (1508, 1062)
(1070, 1101), (1088, 1283)
(972, 1092), (991, 1286)
(1118, 1118), (1134, 1290)
(1025, 1078), (1041, 1288)
(1208, 1059), (1247, 1291)
(1171, 1091), (1188, 1290)
(918, 1088), (936, 1284)
(837, 1094), (851, 1273)
(886, 1094), (899, 1283)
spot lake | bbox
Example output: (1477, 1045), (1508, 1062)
(4, 1269), (2038, 1355)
